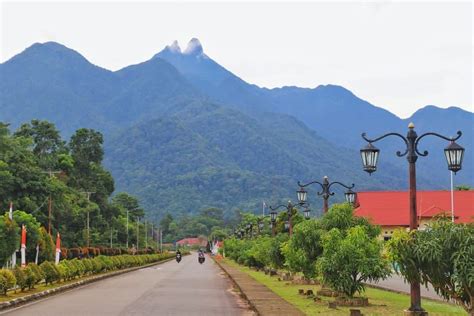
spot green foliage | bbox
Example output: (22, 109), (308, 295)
(40, 261), (60, 285)
(318, 226), (390, 298)
(0, 214), (20, 267)
(23, 265), (38, 289)
(0, 269), (16, 295)
(321, 203), (381, 238)
(387, 221), (474, 313)
(282, 219), (324, 279)
(38, 227), (55, 262)
(12, 266), (27, 291)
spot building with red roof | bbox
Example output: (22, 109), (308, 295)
(176, 237), (207, 247)
(354, 191), (474, 240)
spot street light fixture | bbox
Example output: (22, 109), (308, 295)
(344, 188), (357, 205)
(303, 207), (311, 220)
(269, 200), (307, 236)
(297, 176), (356, 213)
(360, 122), (464, 314)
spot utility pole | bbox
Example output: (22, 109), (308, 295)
(136, 217), (140, 251)
(151, 223), (154, 251)
(160, 229), (163, 253)
(145, 219), (148, 249)
(110, 226), (113, 248)
(126, 210), (129, 249)
(42, 170), (61, 235)
(81, 191), (95, 248)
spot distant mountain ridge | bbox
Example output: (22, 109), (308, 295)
(0, 39), (472, 217)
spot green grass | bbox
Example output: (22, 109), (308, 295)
(222, 259), (466, 316)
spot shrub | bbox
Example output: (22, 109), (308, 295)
(40, 261), (60, 285)
(24, 265), (38, 289)
(27, 263), (43, 284)
(0, 269), (16, 295)
(13, 266), (27, 291)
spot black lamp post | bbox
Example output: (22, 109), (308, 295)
(269, 200), (307, 236)
(297, 176), (356, 213)
(270, 210), (277, 237)
(360, 122), (464, 314)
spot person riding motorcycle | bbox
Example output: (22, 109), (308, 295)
(198, 249), (205, 264)
(176, 249), (182, 263)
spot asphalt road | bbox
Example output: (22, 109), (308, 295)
(2, 254), (252, 316)
(369, 274), (444, 301)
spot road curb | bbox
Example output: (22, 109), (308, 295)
(364, 282), (453, 305)
(0, 256), (176, 311)
(213, 257), (304, 316)
(212, 257), (258, 315)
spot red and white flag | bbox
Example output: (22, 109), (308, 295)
(21, 224), (26, 267)
(55, 232), (61, 265)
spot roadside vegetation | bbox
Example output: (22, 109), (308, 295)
(223, 203), (474, 314)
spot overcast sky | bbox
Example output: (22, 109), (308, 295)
(1, 1), (472, 118)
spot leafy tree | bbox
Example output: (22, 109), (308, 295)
(318, 226), (390, 298)
(112, 193), (145, 218)
(159, 213), (173, 237)
(321, 203), (380, 238)
(69, 128), (104, 168)
(38, 227), (55, 262)
(0, 214), (20, 267)
(388, 221), (474, 314)
(14, 120), (65, 169)
(282, 219), (324, 279)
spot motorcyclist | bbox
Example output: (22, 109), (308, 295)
(176, 249), (182, 262)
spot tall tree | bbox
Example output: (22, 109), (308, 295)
(14, 120), (65, 170)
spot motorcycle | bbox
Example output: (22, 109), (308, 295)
(176, 253), (182, 263)
(198, 253), (205, 264)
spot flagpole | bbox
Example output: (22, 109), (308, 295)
(21, 225), (26, 267)
(10, 202), (17, 268)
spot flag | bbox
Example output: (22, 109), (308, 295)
(55, 232), (61, 265)
(21, 224), (26, 267)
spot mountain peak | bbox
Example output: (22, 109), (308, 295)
(166, 40), (181, 53)
(183, 38), (203, 55)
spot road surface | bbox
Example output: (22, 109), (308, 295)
(369, 275), (444, 301)
(2, 254), (252, 316)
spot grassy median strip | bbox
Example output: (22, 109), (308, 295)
(222, 259), (465, 316)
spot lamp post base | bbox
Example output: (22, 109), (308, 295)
(404, 310), (428, 316)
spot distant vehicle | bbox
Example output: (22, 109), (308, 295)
(176, 250), (182, 263)
(198, 250), (205, 264)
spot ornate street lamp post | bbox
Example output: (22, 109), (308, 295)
(297, 176), (356, 213)
(270, 210), (277, 237)
(360, 122), (464, 314)
(269, 201), (307, 236)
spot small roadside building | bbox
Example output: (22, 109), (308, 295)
(175, 237), (208, 248)
(354, 190), (474, 240)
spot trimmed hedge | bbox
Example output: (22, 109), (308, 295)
(0, 253), (174, 296)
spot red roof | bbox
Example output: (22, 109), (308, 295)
(176, 237), (207, 246)
(354, 191), (474, 226)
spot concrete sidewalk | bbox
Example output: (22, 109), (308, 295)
(215, 258), (304, 316)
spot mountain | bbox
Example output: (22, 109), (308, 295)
(157, 39), (473, 186)
(0, 40), (472, 218)
(0, 42), (201, 136)
(105, 101), (408, 216)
